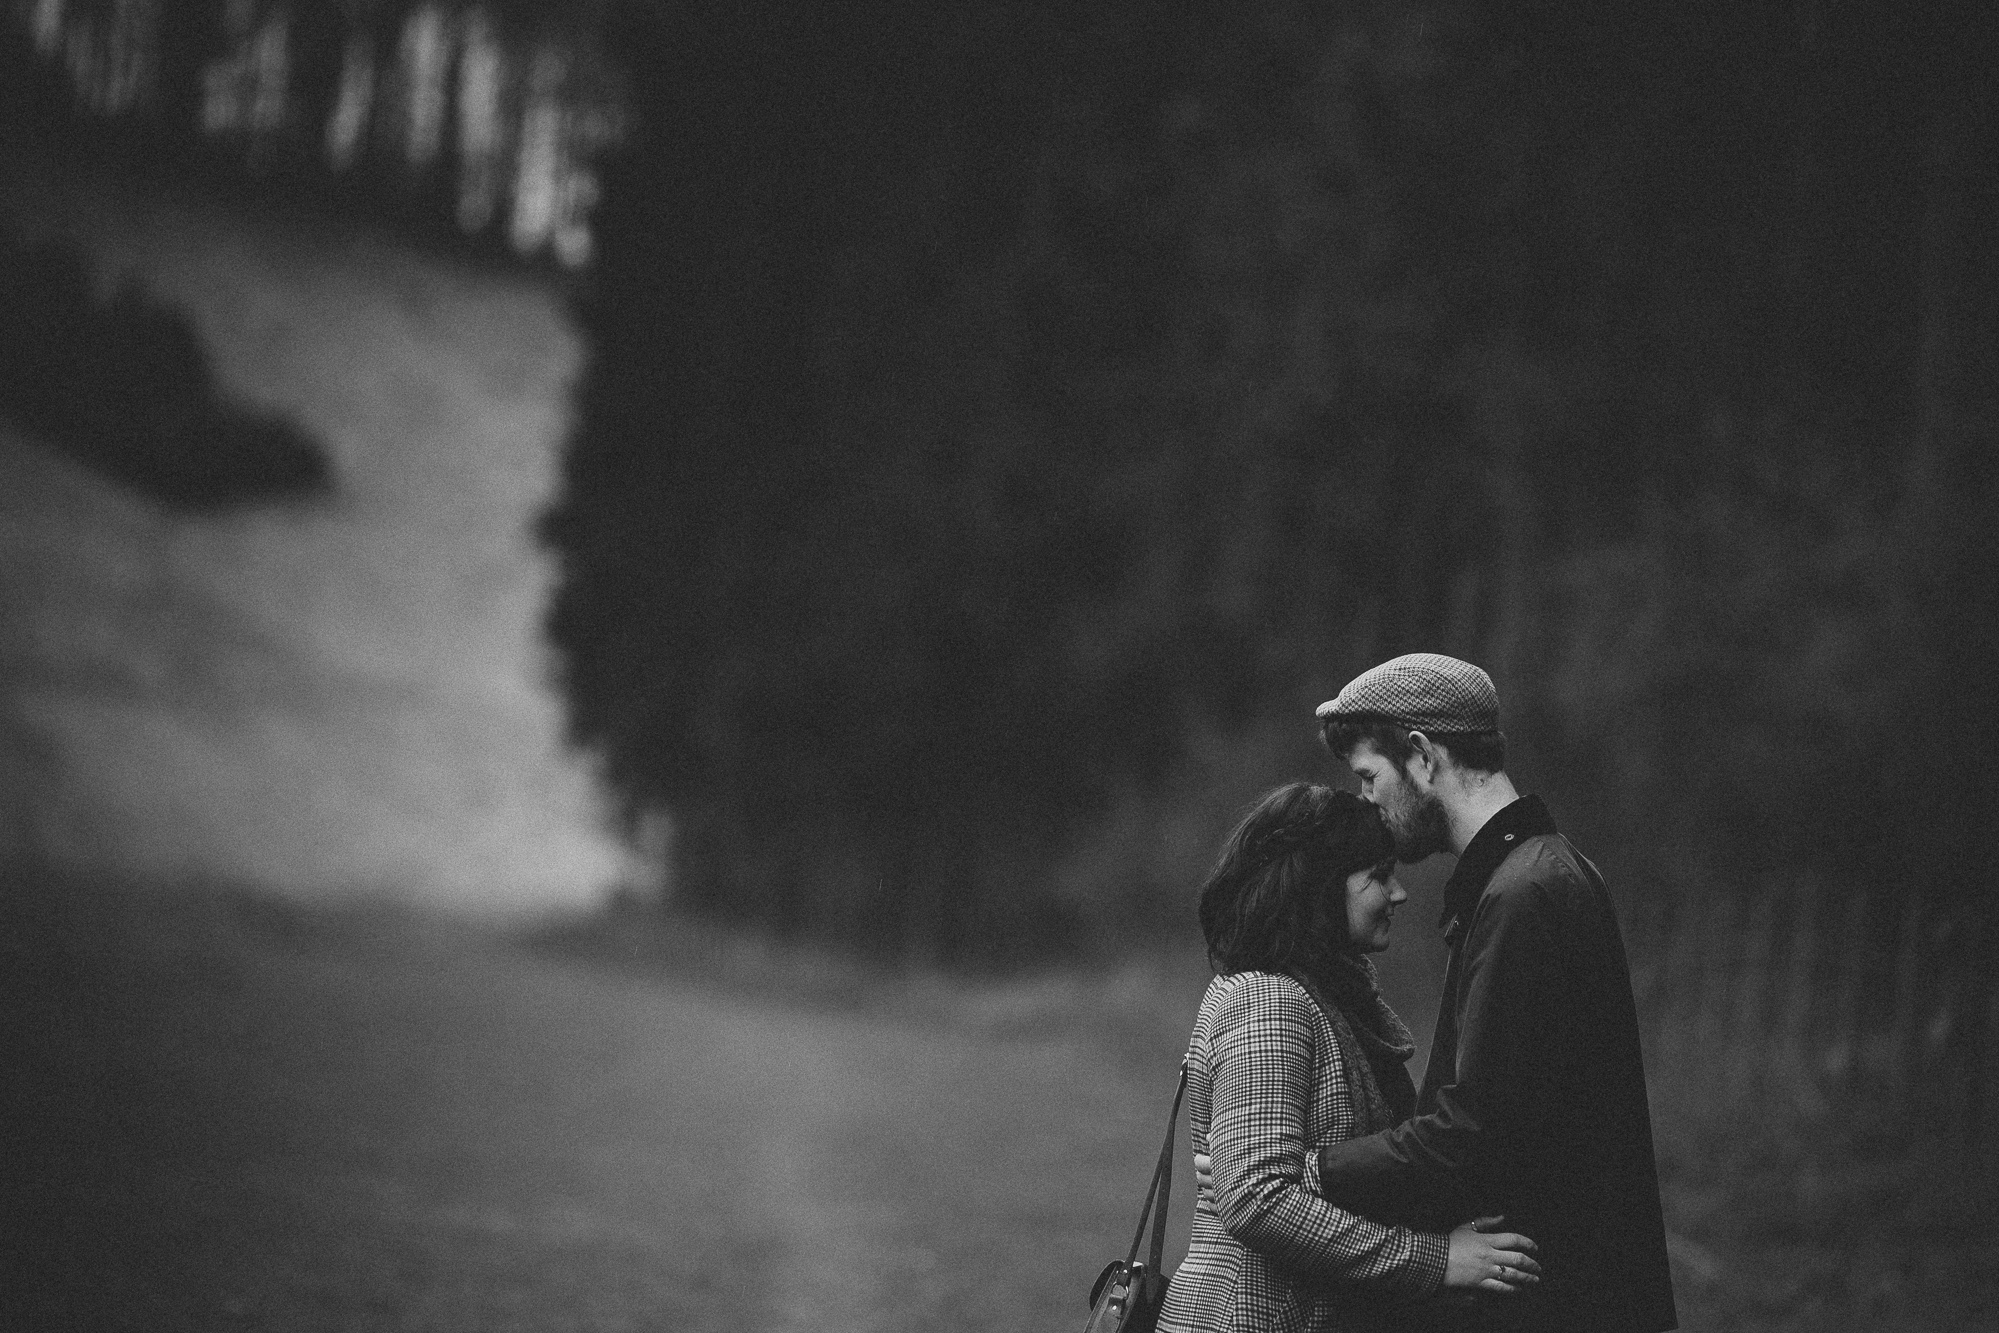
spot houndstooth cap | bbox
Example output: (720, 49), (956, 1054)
(1315, 653), (1500, 733)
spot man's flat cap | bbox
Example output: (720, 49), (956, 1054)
(1315, 653), (1500, 733)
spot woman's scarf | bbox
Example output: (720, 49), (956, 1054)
(1295, 953), (1419, 1128)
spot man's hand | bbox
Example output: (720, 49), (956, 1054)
(1193, 1151), (1213, 1197)
(1444, 1216), (1540, 1294)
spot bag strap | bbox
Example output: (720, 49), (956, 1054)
(1123, 1062), (1189, 1274)
(1147, 1062), (1188, 1274)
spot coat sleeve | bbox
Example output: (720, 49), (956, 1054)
(1313, 876), (1564, 1223)
(1206, 974), (1449, 1295)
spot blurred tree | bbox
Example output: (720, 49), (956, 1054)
(549, 0), (1997, 981)
(1, 0), (620, 263)
(547, 0), (1465, 960)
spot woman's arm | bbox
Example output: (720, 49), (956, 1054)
(1205, 973), (1449, 1295)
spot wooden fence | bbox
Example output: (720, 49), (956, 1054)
(1625, 877), (1994, 1145)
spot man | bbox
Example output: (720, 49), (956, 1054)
(1310, 653), (1675, 1331)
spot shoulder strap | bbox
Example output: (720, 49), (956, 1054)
(1124, 1062), (1189, 1274)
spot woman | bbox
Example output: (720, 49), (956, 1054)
(1155, 783), (1539, 1333)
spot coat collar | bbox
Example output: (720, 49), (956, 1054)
(1438, 794), (1556, 938)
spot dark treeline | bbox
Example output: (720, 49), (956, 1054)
(548, 0), (1997, 1011)
(2, 0), (619, 264)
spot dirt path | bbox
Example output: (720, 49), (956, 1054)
(4, 895), (1187, 1332)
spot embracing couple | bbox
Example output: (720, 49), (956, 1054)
(1154, 654), (1677, 1333)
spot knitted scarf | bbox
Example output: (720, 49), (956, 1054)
(1294, 953), (1419, 1128)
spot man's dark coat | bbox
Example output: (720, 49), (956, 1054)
(1315, 796), (1677, 1332)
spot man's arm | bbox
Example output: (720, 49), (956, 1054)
(1316, 877), (1562, 1226)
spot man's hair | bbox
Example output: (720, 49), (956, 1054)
(1320, 716), (1507, 775)
(1199, 782), (1394, 982)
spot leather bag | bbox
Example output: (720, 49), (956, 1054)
(1081, 1064), (1188, 1333)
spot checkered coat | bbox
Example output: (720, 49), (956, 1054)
(1156, 972), (1450, 1333)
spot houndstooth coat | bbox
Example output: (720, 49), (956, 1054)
(1155, 971), (1450, 1333)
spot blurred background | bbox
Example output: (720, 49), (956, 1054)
(2, 1), (1995, 1329)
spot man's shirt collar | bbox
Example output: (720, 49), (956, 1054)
(1439, 794), (1556, 936)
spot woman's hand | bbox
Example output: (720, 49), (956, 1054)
(1444, 1216), (1541, 1294)
(1205, 1149), (1538, 1296)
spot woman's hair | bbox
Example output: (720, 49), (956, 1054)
(1198, 782), (1396, 979)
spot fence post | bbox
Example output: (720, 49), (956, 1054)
(1690, 888), (1738, 1096)
(1777, 877), (1822, 1113)
(1729, 886), (1777, 1107)
(1889, 891), (1925, 1115)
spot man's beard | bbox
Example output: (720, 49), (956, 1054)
(1385, 786), (1451, 862)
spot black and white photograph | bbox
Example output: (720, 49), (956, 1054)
(3, 3), (1994, 1330)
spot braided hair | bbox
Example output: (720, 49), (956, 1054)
(1197, 782), (1395, 984)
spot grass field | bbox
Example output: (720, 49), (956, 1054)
(6, 869), (1997, 1332)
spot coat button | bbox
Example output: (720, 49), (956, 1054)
(1503, 833), (1515, 841)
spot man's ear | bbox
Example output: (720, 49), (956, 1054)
(1404, 731), (1441, 787)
